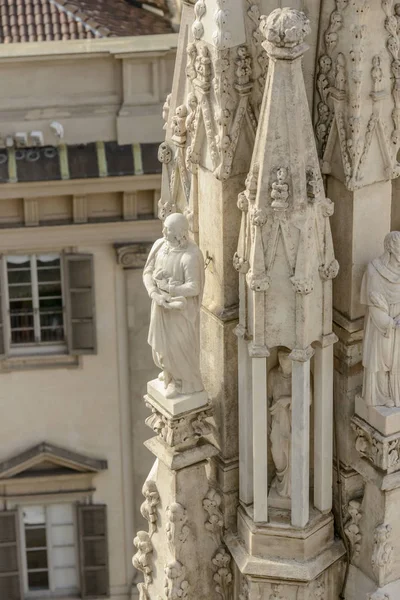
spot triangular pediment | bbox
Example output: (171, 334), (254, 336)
(0, 443), (107, 479)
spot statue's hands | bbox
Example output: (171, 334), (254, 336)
(156, 278), (170, 293)
(150, 291), (166, 306)
(150, 290), (173, 309)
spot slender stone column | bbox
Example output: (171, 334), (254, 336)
(314, 340), (334, 513)
(250, 344), (269, 523)
(236, 330), (253, 506)
(290, 351), (312, 528)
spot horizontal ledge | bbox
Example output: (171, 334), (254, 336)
(225, 533), (345, 582)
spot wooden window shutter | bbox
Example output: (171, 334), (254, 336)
(77, 504), (109, 599)
(0, 511), (22, 600)
(63, 254), (97, 355)
(0, 258), (6, 358)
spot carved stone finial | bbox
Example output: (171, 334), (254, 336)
(260, 8), (311, 59)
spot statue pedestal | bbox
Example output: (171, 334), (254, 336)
(355, 395), (400, 436)
(147, 378), (208, 416)
(133, 385), (229, 600)
(267, 485), (291, 510)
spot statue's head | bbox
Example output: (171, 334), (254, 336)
(278, 348), (292, 376)
(163, 213), (189, 247)
(384, 231), (400, 263)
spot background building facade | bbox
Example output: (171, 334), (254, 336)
(0, 22), (177, 600)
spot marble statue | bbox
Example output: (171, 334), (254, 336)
(268, 350), (293, 498)
(268, 349), (312, 499)
(361, 232), (400, 407)
(143, 213), (205, 399)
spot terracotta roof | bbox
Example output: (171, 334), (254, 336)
(0, 0), (173, 43)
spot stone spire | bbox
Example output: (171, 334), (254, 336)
(235, 7), (338, 355)
(229, 9), (344, 599)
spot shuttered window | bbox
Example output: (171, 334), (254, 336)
(0, 263), (5, 358)
(0, 511), (22, 600)
(78, 505), (109, 599)
(21, 504), (79, 597)
(4, 254), (65, 353)
(0, 252), (97, 358)
(64, 254), (97, 355)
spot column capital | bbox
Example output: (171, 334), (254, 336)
(289, 346), (314, 362)
(248, 343), (270, 358)
(114, 242), (153, 269)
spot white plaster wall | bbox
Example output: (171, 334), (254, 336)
(126, 269), (159, 533)
(0, 243), (133, 598)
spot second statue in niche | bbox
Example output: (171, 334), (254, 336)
(268, 349), (312, 505)
(361, 232), (400, 408)
(268, 350), (293, 500)
(143, 213), (205, 399)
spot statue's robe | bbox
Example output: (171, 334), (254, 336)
(143, 237), (204, 394)
(361, 258), (400, 406)
(268, 367), (292, 498)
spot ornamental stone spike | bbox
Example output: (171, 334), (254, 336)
(232, 12), (340, 570)
(236, 6), (338, 352)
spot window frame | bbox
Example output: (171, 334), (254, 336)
(2, 253), (67, 357)
(19, 503), (80, 599)
(0, 249), (97, 363)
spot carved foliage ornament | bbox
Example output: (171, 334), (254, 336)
(259, 8), (311, 51)
(203, 487), (224, 546)
(212, 547), (233, 600)
(192, 0), (206, 40)
(344, 499), (362, 560)
(140, 479), (160, 536)
(382, 0), (400, 147)
(352, 416), (400, 472)
(166, 502), (190, 551)
(145, 401), (213, 450)
(371, 523), (393, 587)
(164, 560), (190, 600)
(133, 531), (153, 586)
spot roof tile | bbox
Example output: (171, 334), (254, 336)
(0, 0), (173, 42)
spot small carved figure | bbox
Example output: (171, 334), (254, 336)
(371, 55), (383, 93)
(195, 46), (211, 87)
(162, 93), (171, 130)
(361, 232), (400, 407)
(271, 167), (289, 209)
(186, 92), (198, 135)
(143, 213), (205, 399)
(335, 53), (347, 92)
(186, 42), (198, 81)
(171, 105), (188, 144)
(235, 46), (252, 87)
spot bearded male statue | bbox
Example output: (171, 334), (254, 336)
(361, 231), (400, 407)
(143, 213), (205, 399)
